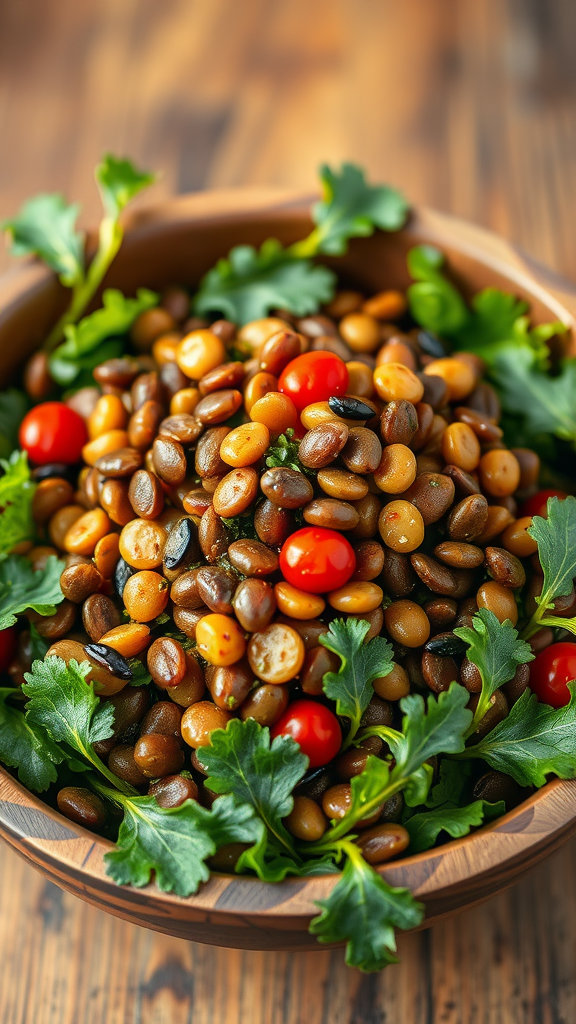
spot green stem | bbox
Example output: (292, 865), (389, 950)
(81, 743), (137, 797)
(43, 217), (122, 352)
(90, 777), (134, 807)
(303, 776), (407, 854)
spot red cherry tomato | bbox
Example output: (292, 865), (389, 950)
(280, 527), (356, 594)
(19, 402), (88, 465)
(520, 489), (567, 519)
(271, 699), (342, 768)
(0, 627), (17, 674)
(529, 642), (576, 708)
(278, 351), (349, 413)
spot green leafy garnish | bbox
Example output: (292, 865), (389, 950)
(193, 164), (408, 324)
(219, 509), (258, 541)
(48, 287), (158, 385)
(0, 554), (64, 630)
(194, 239), (335, 326)
(292, 163), (408, 258)
(320, 618), (394, 747)
(0, 688), (65, 792)
(0, 451), (36, 556)
(455, 685), (576, 786)
(198, 717), (308, 862)
(406, 244), (571, 451)
(102, 788), (261, 896)
(3, 154), (155, 352)
(0, 390), (29, 459)
(522, 496), (576, 639)
(454, 609), (533, 731)
(2, 193), (84, 287)
(22, 656), (128, 792)
(494, 349), (576, 449)
(310, 841), (423, 970)
(265, 428), (310, 474)
(404, 799), (505, 853)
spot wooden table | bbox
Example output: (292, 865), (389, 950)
(1, 1), (576, 1019)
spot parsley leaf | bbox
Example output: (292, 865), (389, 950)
(220, 509), (258, 541)
(454, 609), (533, 731)
(0, 554), (64, 630)
(0, 451), (36, 556)
(198, 717), (308, 858)
(193, 164), (408, 324)
(0, 688), (65, 792)
(48, 287), (158, 385)
(407, 245), (469, 334)
(293, 163), (408, 258)
(310, 841), (423, 971)
(2, 194), (84, 287)
(404, 799), (505, 854)
(95, 155), (156, 220)
(457, 685), (576, 786)
(22, 656), (129, 791)
(103, 790), (261, 896)
(390, 683), (473, 779)
(193, 239), (335, 325)
(494, 349), (576, 448)
(265, 428), (311, 474)
(521, 496), (576, 639)
(320, 619), (394, 745)
(0, 390), (29, 459)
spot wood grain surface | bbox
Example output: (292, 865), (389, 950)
(1, 0), (576, 1020)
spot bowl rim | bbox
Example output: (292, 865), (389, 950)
(1, 186), (576, 925)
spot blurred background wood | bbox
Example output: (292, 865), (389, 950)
(1, 0), (576, 1020)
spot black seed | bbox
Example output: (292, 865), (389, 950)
(85, 643), (133, 680)
(31, 462), (77, 483)
(417, 330), (449, 358)
(164, 517), (196, 570)
(328, 396), (375, 420)
(424, 632), (466, 657)
(114, 557), (135, 599)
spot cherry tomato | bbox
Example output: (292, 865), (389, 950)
(529, 642), (576, 708)
(278, 351), (349, 413)
(520, 489), (567, 519)
(271, 699), (342, 768)
(19, 402), (88, 465)
(280, 527), (356, 594)
(0, 627), (17, 674)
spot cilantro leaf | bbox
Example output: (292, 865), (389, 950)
(458, 685), (576, 786)
(48, 287), (158, 385)
(0, 554), (64, 630)
(2, 193), (84, 287)
(320, 619), (394, 743)
(456, 289), (529, 360)
(293, 163), (408, 258)
(104, 791), (261, 896)
(407, 245), (469, 334)
(193, 239), (335, 325)
(21, 656), (127, 790)
(95, 155), (156, 219)
(424, 757), (472, 808)
(521, 496), (576, 640)
(494, 349), (576, 447)
(310, 842), (423, 971)
(404, 799), (505, 854)
(0, 390), (29, 459)
(391, 683), (473, 779)
(454, 609), (533, 730)
(0, 688), (65, 792)
(198, 718), (308, 856)
(219, 509), (258, 541)
(0, 451), (36, 556)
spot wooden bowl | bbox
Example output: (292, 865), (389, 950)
(1, 189), (576, 952)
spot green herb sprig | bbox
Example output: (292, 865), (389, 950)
(3, 155), (156, 352)
(193, 164), (408, 325)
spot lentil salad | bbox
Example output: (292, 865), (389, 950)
(1, 158), (576, 971)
